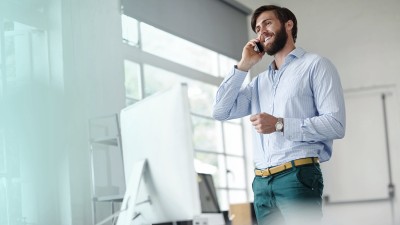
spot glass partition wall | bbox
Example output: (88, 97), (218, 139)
(0, 17), (50, 225)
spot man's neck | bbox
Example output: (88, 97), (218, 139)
(273, 43), (296, 69)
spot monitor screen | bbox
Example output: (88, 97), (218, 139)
(197, 173), (221, 213)
(118, 83), (201, 225)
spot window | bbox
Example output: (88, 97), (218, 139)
(224, 121), (245, 156)
(121, 14), (139, 46)
(121, 16), (235, 78)
(192, 116), (223, 153)
(121, 15), (248, 210)
(140, 23), (219, 76)
(124, 60), (141, 105)
(218, 54), (238, 78)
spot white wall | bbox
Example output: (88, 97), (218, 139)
(59, 0), (126, 224)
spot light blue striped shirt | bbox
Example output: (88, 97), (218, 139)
(213, 48), (346, 169)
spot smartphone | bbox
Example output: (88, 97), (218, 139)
(254, 41), (264, 53)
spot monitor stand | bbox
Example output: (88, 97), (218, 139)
(96, 159), (149, 225)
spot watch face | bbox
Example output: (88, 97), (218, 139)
(275, 119), (283, 131)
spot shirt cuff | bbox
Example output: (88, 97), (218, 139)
(283, 118), (303, 141)
(223, 65), (248, 83)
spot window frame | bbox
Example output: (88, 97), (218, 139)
(121, 15), (250, 210)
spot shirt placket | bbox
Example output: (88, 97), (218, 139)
(263, 69), (279, 166)
(271, 70), (280, 114)
(266, 70), (281, 165)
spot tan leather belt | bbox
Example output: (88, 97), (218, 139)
(255, 157), (319, 177)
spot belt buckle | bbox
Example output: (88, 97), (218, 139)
(262, 168), (271, 177)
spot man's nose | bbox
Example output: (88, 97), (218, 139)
(258, 29), (267, 38)
(258, 33), (266, 41)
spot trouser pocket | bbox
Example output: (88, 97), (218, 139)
(295, 165), (324, 194)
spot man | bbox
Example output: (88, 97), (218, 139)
(212, 5), (346, 225)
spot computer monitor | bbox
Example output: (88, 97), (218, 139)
(197, 173), (221, 214)
(117, 83), (201, 225)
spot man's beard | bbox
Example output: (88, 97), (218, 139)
(265, 25), (288, 56)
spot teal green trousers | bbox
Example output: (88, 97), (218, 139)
(252, 163), (323, 225)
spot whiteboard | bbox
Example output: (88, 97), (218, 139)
(322, 91), (392, 203)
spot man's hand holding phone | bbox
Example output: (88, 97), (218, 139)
(236, 38), (265, 72)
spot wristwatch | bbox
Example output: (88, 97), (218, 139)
(275, 118), (284, 132)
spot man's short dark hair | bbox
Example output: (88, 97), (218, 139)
(251, 5), (298, 43)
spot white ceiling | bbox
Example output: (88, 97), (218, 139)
(236, 0), (283, 10)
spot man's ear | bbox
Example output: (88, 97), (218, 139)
(285, 20), (294, 31)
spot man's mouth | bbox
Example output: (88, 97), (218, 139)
(264, 36), (272, 43)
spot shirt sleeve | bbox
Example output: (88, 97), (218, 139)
(284, 57), (346, 141)
(212, 66), (253, 121)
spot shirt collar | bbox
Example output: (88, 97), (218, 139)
(290, 47), (306, 58)
(268, 47), (306, 70)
